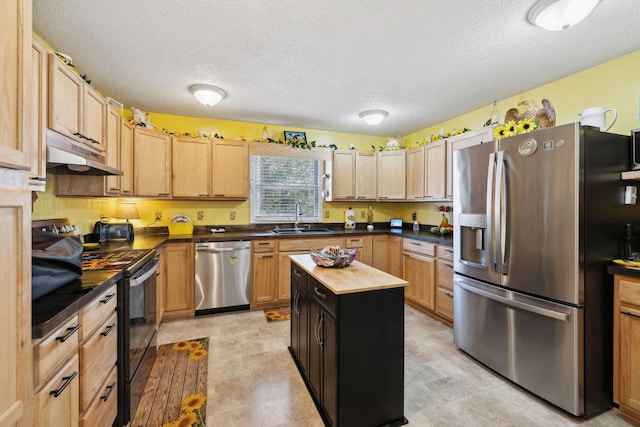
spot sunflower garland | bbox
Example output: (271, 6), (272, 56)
(493, 119), (538, 140)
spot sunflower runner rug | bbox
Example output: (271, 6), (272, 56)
(131, 337), (208, 427)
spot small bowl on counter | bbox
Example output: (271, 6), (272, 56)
(310, 246), (358, 268)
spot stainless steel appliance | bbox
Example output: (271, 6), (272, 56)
(82, 249), (159, 426)
(453, 123), (631, 417)
(195, 241), (251, 314)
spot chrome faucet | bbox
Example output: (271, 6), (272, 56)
(294, 200), (303, 230)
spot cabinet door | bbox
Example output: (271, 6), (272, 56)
(48, 53), (82, 141)
(35, 354), (80, 427)
(251, 253), (277, 306)
(82, 86), (106, 151)
(0, 0), (31, 171)
(30, 35), (48, 189)
(163, 243), (195, 318)
(119, 120), (134, 196)
(620, 306), (640, 413)
(172, 136), (211, 198)
(406, 146), (425, 200)
(133, 127), (171, 197)
(321, 311), (337, 427)
(388, 236), (403, 278)
(403, 252), (436, 310)
(372, 235), (389, 273)
(308, 297), (322, 400)
(291, 265), (308, 374)
(345, 235), (372, 265)
(278, 251), (307, 302)
(332, 150), (355, 200)
(377, 151), (406, 200)
(425, 140), (446, 199)
(355, 151), (376, 200)
(104, 106), (121, 195)
(212, 139), (248, 199)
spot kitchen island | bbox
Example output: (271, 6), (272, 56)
(289, 254), (408, 427)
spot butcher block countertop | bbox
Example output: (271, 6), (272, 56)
(289, 254), (407, 295)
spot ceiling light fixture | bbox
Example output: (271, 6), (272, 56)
(527, 0), (600, 31)
(359, 110), (388, 126)
(189, 84), (227, 106)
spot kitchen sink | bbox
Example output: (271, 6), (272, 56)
(270, 228), (335, 235)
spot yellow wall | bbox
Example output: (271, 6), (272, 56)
(36, 50), (640, 233)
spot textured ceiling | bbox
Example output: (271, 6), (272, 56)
(32, 0), (640, 137)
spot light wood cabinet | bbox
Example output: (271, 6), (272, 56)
(133, 127), (171, 197)
(162, 242), (195, 318)
(212, 139), (249, 199)
(613, 275), (640, 425)
(1, 5), (33, 427)
(446, 127), (495, 198)
(402, 239), (436, 311)
(436, 245), (454, 322)
(104, 105), (121, 195)
(172, 136), (212, 198)
(251, 240), (278, 307)
(30, 34), (48, 190)
(377, 150), (406, 200)
(331, 150), (355, 200)
(48, 53), (106, 154)
(388, 236), (403, 279)
(406, 146), (425, 200)
(355, 151), (377, 200)
(119, 119), (134, 196)
(425, 140), (446, 199)
(371, 234), (389, 273)
(345, 235), (373, 265)
(155, 246), (165, 327)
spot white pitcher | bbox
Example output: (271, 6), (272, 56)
(579, 106), (617, 131)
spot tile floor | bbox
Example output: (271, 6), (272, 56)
(157, 305), (633, 427)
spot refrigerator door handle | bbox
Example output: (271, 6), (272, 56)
(486, 152), (496, 272)
(455, 278), (571, 322)
(495, 150), (508, 274)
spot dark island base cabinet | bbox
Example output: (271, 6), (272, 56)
(289, 263), (408, 427)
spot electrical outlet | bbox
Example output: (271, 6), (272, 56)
(197, 211), (204, 220)
(155, 212), (162, 221)
(230, 210), (236, 220)
(360, 210), (365, 219)
(324, 210), (330, 219)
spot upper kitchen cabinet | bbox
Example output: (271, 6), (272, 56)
(425, 140), (446, 199)
(119, 120), (134, 196)
(446, 127), (495, 198)
(29, 34), (48, 190)
(48, 52), (106, 154)
(104, 105), (122, 196)
(172, 135), (212, 198)
(0, 0), (31, 172)
(330, 150), (355, 200)
(133, 127), (171, 197)
(211, 139), (249, 199)
(406, 146), (425, 200)
(377, 150), (406, 200)
(355, 151), (376, 200)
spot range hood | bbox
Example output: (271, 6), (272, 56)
(45, 130), (123, 176)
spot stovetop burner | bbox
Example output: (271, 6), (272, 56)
(82, 249), (150, 271)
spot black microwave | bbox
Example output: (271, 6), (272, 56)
(632, 129), (640, 170)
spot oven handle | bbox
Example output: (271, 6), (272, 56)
(130, 257), (160, 287)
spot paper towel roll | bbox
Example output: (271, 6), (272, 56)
(345, 208), (356, 229)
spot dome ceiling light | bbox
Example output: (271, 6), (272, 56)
(189, 84), (227, 106)
(359, 110), (388, 126)
(527, 0), (600, 31)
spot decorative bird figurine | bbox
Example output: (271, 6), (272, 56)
(504, 98), (556, 129)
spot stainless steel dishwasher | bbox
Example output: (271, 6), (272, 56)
(195, 241), (252, 314)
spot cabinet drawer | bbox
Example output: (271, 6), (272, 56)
(437, 259), (454, 290)
(437, 245), (454, 261)
(620, 278), (640, 306)
(35, 353), (80, 427)
(80, 365), (117, 427)
(279, 237), (344, 252)
(345, 237), (365, 248)
(34, 314), (81, 387)
(436, 287), (453, 321)
(309, 278), (337, 316)
(79, 285), (117, 341)
(253, 239), (276, 253)
(402, 238), (435, 256)
(292, 263), (308, 288)
(79, 312), (117, 412)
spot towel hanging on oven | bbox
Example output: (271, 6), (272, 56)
(32, 229), (83, 300)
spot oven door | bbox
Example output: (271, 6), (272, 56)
(128, 256), (159, 380)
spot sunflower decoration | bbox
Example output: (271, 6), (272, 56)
(188, 341), (203, 351)
(181, 393), (206, 413)
(174, 411), (198, 427)
(516, 119), (537, 134)
(172, 341), (190, 351)
(493, 119), (539, 140)
(189, 349), (208, 360)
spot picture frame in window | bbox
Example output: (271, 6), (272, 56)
(284, 130), (307, 143)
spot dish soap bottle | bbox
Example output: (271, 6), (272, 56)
(412, 212), (420, 232)
(367, 206), (374, 231)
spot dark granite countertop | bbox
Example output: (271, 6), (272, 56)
(607, 264), (640, 279)
(32, 269), (122, 339)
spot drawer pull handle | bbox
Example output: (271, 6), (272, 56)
(258, 242), (270, 245)
(100, 293), (116, 304)
(50, 371), (78, 398)
(621, 310), (640, 320)
(56, 324), (81, 342)
(293, 269), (302, 277)
(444, 291), (453, 298)
(314, 287), (326, 299)
(261, 255), (273, 259)
(101, 322), (117, 337)
(442, 262), (453, 269)
(101, 381), (117, 401)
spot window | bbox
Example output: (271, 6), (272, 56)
(251, 156), (322, 223)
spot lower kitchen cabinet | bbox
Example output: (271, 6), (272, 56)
(289, 260), (406, 427)
(435, 245), (454, 323)
(402, 238), (436, 312)
(344, 235), (372, 265)
(35, 354), (80, 427)
(162, 242), (195, 318)
(613, 275), (640, 425)
(388, 235), (403, 278)
(251, 240), (277, 307)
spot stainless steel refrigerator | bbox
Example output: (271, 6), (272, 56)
(453, 122), (630, 417)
